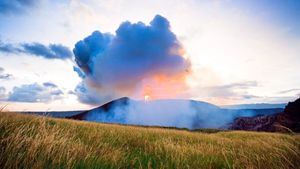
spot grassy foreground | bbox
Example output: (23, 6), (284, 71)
(0, 112), (299, 169)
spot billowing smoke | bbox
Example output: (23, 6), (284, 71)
(71, 15), (280, 129)
(73, 98), (280, 129)
(73, 15), (191, 104)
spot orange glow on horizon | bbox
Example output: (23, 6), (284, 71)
(139, 71), (190, 100)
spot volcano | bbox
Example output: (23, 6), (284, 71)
(68, 97), (222, 129)
(68, 97), (282, 129)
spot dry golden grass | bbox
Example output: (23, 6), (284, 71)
(0, 111), (299, 169)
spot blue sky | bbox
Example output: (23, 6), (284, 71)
(0, 0), (299, 111)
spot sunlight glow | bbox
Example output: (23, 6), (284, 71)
(144, 95), (150, 101)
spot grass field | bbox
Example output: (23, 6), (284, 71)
(0, 112), (299, 169)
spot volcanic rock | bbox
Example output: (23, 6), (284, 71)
(229, 97), (300, 132)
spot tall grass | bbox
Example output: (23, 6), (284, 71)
(0, 111), (299, 169)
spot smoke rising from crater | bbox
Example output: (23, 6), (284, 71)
(74, 98), (277, 129)
(73, 15), (191, 104)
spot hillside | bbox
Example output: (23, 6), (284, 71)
(1, 112), (299, 169)
(68, 97), (282, 129)
(229, 97), (300, 132)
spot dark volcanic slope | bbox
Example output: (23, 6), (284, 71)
(229, 97), (300, 132)
(68, 97), (223, 129)
(69, 97), (130, 120)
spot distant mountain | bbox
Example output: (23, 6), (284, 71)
(229, 97), (300, 132)
(221, 103), (286, 109)
(68, 97), (283, 129)
(22, 110), (84, 118)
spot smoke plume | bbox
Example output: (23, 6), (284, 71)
(73, 15), (191, 104)
(73, 98), (279, 129)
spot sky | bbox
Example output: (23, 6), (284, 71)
(0, 0), (299, 111)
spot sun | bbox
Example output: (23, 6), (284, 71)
(144, 95), (150, 101)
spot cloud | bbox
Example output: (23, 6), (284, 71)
(8, 82), (63, 103)
(219, 81), (258, 90)
(277, 88), (300, 100)
(0, 41), (21, 53)
(241, 94), (260, 99)
(278, 88), (300, 94)
(0, 74), (13, 80)
(74, 82), (104, 105)
(43, 82), (58, 88)
(0, 86), (7, 100)
(0, 41), (73, 60)
(204, 81), (258, 98)
(193, 81), (259, 104)
(73, 15), (191, 104)
(0, 0), (37, 15)
(73, 66), (85, 78)
(0, 67), (13, 80)
(21, 43), (73, 59)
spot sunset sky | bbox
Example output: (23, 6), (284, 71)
(0, 0), (300, 111)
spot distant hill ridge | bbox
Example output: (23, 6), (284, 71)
(222, 103), (286, 109)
